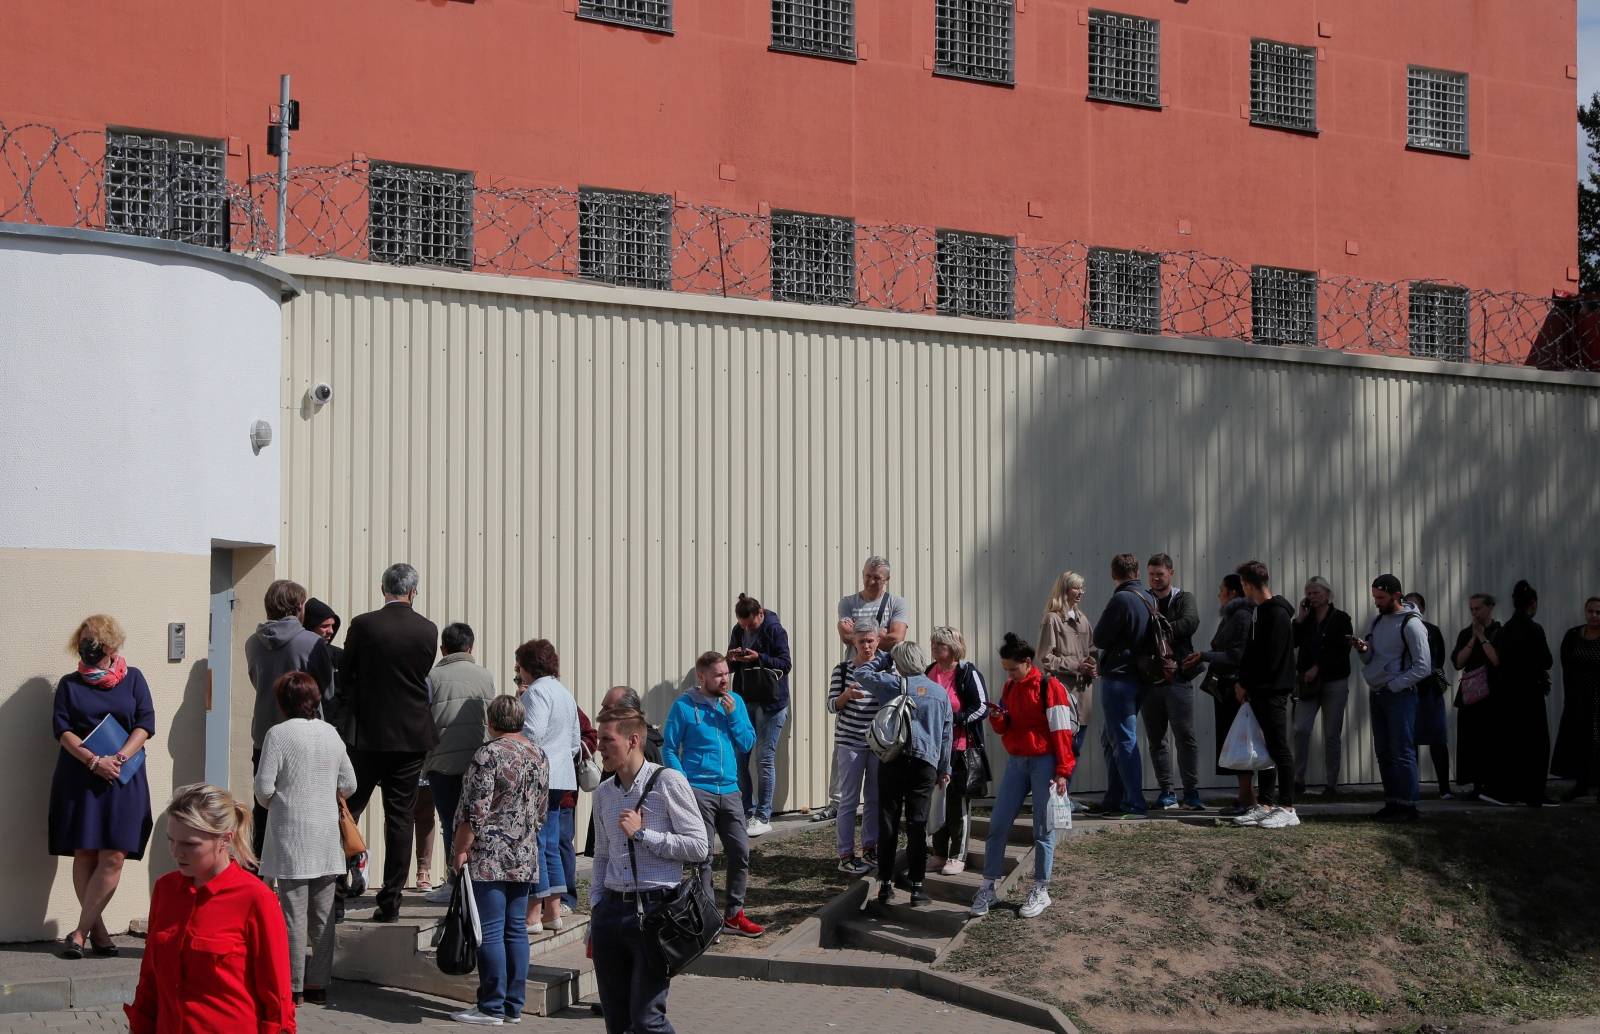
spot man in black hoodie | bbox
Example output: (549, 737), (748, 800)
(302, 597), (345, 731)
(1233, 561), (1299, 830)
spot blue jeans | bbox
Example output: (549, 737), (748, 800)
(1098, 676), (1146, 814)
(984, 754), (1056, 883)
(739, 704), (789, 821)
(558, 804), (577, 910)
(591, 893), (675, 1033)
(472, 879), (531, 1019)
(1370, 688), (1420, 806)
(535, 807), (568, 897)
(427, 770), (463, 838)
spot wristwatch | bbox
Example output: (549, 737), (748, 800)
(630, 826), (647, 843)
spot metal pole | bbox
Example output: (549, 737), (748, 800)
(276, 74), (290, 255)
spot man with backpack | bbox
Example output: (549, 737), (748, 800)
(1350, 574), (1432, 823)
(1092, 553), (1158, 818)
(1143, 553), (1204, 811)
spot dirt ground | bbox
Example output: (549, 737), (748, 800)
(939, 811), (1600, 1034)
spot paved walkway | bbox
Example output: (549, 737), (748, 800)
(0, 976), (1043, 1033)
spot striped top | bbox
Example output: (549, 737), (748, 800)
(827, 651), (892, 748)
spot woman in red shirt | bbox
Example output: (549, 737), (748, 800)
(125, 784), (294, 1034)
(967, 633), (1075, 922)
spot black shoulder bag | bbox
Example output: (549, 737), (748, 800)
(625, 768), (722, 977)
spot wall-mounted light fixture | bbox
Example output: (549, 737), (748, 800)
(250, 420), (273, 454)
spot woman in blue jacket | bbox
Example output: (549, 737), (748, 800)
(726, 594), (793, 837)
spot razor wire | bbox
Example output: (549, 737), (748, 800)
(3, 119), (1595, 372)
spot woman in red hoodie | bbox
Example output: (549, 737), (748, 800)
(968, 633), (1075, 921)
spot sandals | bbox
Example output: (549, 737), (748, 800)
(58, 933), (86, 959)
(415, 868), (433, 893)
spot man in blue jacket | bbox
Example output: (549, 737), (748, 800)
(1093, 553), (1153, 818)
(662, 651), (764, 938)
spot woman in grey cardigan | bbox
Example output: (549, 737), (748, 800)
(254, 671), (357, 1005)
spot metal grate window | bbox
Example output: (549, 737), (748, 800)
(578, 0), (672, 32)
(1251, 266), (1318, 346)
(772, 0), (855, 60)
(934, 0), (1014, 86)
(771, 211), (856, 305)
(368, 162), (474, 269)
(1088, 247), (1161, 333)
(1407, 66), (1469, 155)
(1409, 283), (1470, 360)
(579, 187), (673, 290)
(936, 230), (1014, 319)
(1088, 9), (1160, 107)
(1250, 39), (1317, 132)
(104, 130), (228, 249)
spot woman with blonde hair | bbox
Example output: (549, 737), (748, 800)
(1037, 572), (1096, 809)
(49, 614), (155, 959)
(125, 784), (293, 1034)
(925, 626), (989, 875)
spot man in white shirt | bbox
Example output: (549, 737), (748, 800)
(590, 706), (709, 1034)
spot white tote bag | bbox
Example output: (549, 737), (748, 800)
(1218, 702), (1276, 771)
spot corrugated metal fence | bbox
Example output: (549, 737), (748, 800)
(271, 257), (1600, 857)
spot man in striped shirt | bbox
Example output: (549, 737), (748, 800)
(827, 619), (894, 876)
(590, 706), (709, 1034)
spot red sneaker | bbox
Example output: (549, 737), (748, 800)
(722, 911), (764, 938)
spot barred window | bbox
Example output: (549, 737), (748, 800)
(934, 0), (1014, 86)
(578, 0), (672, 32)
(1088, 247), (1160, 333)
(1409, 283), (1470, 361)
(1250, 39), (1317, 132)
(579, 187), (673, 290)
(772, 0), (855, 60)
(771, 211), (856, 305)
(1088, 10), (1160, 108)
(1407, 66), (1469, 155)
(936, 230), (1014, 319)
(367, 163), (474, 269)
(1251, 266), (1318, 346)
(103, 130), (228, 250)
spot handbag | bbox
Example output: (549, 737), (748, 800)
(961, 742), (990, 796)
(627, 768), (722, 977)
(1459, 665), (1490, 706)
(434, 869), (481, 976)
(575, 740), (603, 792)
(733, 666), (780, 709)
(337, 796), (366, 858)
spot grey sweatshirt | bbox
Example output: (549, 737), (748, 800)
(246, 617), (335, 747)
(1361, 604), (1432, 691)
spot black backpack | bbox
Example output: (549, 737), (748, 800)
(1127, 589), (1178, 687)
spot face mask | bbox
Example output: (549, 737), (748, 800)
(78, 639), (106, 667)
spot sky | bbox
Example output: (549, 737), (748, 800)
(1581, 0), (1600, 173)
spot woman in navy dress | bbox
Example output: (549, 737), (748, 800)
(49, 614), (155, 958)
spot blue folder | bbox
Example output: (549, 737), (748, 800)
(82, 714), (144, 785)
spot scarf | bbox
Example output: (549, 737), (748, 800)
(78, 654), (128, 688)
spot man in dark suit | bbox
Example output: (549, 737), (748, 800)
(339, 562), (439, 922)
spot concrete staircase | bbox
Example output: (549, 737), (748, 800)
(823, 807), (1035, 965)
(333, 897), (595, 1015)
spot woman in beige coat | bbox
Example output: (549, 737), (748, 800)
(1037, 571), (1097, 810)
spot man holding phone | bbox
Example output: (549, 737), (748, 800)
(1351, 574), (1432, 823)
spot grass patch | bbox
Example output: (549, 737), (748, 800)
(939, 812), (1600, 1032)
(709, 825), (852, 952)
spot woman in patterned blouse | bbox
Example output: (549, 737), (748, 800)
(448, 694), (550, 1026)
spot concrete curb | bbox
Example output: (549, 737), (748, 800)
(0, 973), (138, 1015)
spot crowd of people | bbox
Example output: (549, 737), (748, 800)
(41, 553), (1600, 1033)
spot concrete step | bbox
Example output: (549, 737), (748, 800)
(963, 841), (1024, 878)
(865, 895), (970, 938)
(969, 811), (1036, 847)
(341, 903), (589, 956)
(834, 915), (946, 964)
(920, 867), (984, 907)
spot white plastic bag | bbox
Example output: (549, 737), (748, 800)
(1046, 784), (1073, 832)
(1218, 702), (1276, 771)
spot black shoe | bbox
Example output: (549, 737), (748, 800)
(908, 883), (931, 907)
(876, 881), (894, 906)
(293, 992), (305, 1006)
(303, 988), (327, 1006)
(1373, 804), (1400, 820)
(89, 939), (119, 958)
(372, 907), (399, 923)
(590, 1002), (604, 1017)
(58, 934), (85, 960)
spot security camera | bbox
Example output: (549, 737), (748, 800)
(307, 383), (333, 407)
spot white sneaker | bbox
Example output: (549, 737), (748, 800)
(1259, 808), (1301, 830)
(1018, 883), (1052, 919)
(1233, 805), (1272, 827)
(451, 1007), (504, 1025)
(940, 858), (966, 876)
(969, 883), (999, 917)
(747, 818), (773, 837)
(424, 883), (454, 905)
